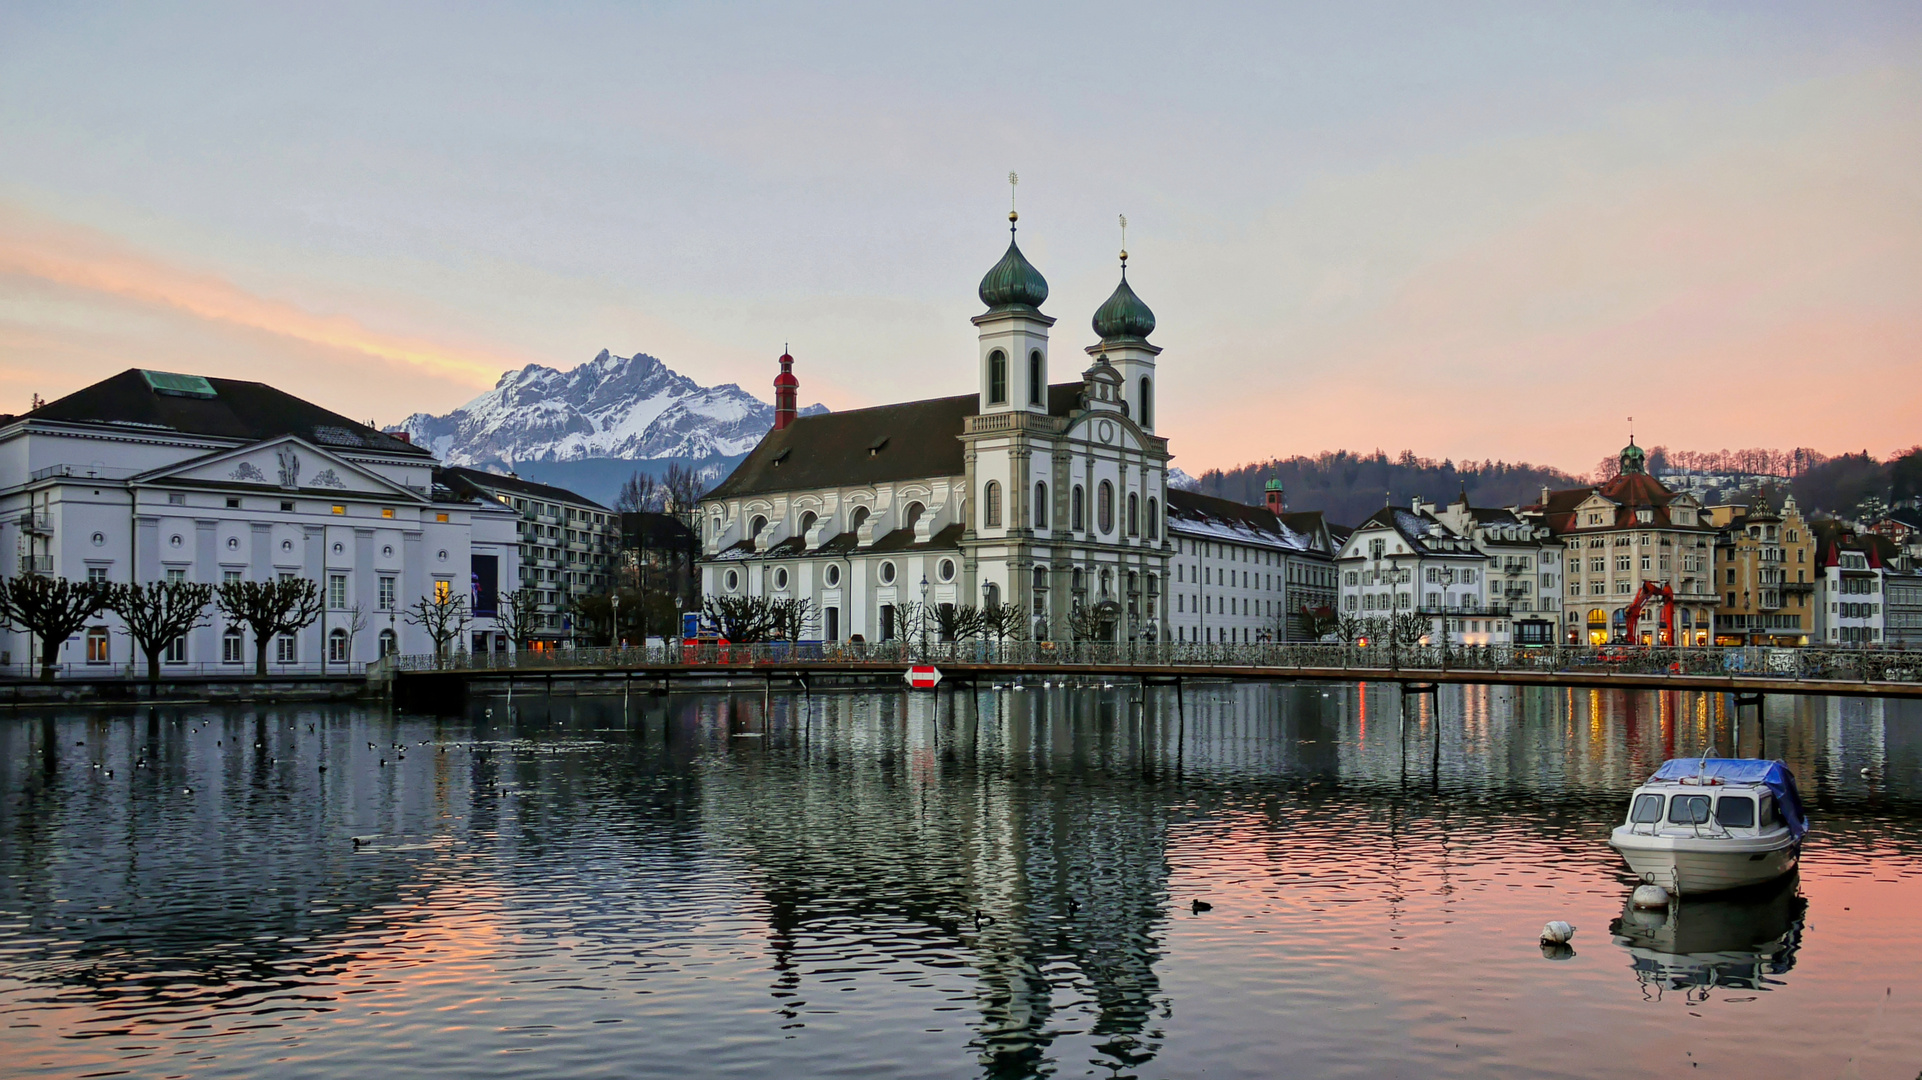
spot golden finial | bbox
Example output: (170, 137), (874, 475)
(1118, 213), (1128, 266)
(1008, 171), (1019, 225)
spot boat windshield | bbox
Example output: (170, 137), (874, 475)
(1667, 794), (1711, 825)
(1630, 793), (1665, 823)
(1716, 795), (1756, 828)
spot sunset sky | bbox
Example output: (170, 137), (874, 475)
(2, 2), (1918, 476)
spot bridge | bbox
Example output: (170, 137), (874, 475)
(383, 642), (1922, 711)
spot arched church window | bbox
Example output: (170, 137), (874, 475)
(987, 350), (1008, 405)
(984, 582), (1001, 609)
(798, 511), (817, 538)
(1127, 493), (1139, 537)
(1029, 350), (1044, 405)
(1139, 376), (1153, 428)
(848, 506), (871, 538)
(983, 481), (1002, 528)
(1032, 566), (1048, 592)
(1098, 481), (1114, 535)
(1034, 482), (1048, 529)
(1146, 497), (1159, 540)
(749, 515), (768, 540)
(903, 502), (925, 531)
(1071, 485), (1085, 531)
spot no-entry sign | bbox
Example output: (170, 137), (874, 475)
(904, 665), (942, 690)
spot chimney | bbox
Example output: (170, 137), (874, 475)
(392, 430), (411, 444)
(772, 349), (799, 431)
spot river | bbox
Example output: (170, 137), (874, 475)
(1, 682), (1918, 1078)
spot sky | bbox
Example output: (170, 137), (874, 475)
(1, 1), (1918, 477)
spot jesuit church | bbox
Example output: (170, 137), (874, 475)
(698, 213), (1172, 643)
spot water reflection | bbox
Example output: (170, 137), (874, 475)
(1609, 874), (1806, 1001)
(0, 684), (1917, 1079)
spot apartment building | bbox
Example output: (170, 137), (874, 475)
(443, 468), (616, 646)
(1709, 494), (1815, 646)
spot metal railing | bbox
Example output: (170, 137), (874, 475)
(384, 641), (1922, 684)
(0, 660), (372, 680)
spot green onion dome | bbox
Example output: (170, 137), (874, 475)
(1620, 439), (1646, 475)
(978, 228), (1049, 312)
(1092, 266), (1155, 342)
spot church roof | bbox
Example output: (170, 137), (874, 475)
(1166, 489), (1317, 553)
(705, 383), (1085, 501)
(1092, 271), (1155, 342)
(978, 235), (1049, 312)
(21, 368), (429, 458)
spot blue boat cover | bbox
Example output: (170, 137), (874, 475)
(1651, 758), (1808, 838)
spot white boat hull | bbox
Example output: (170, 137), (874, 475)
(1609, 829), (1799, 895)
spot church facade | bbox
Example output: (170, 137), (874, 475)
(697, 217), (1173, 643)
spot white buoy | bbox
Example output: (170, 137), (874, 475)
(1631, 884), (1671, 909)
(1539, 920), (1576, 945)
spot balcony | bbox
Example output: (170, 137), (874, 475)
(1781, 580), (1815, 594)
(16, 511), (52, 536)
(17, 554), (52, 575)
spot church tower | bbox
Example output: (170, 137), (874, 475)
(1090, 245), (1159, 431)
(973, 209), (1053, 415)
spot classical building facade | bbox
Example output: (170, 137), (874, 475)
(0, 369), (521, 670)
(1528, 440), (1717, 645)
(1815, 532), (1888, 646)
(698, 220), (1173, 643)
(1337, 495), (1556, 646)
(1708, 494), (1815, 646)
(1166, 486), (1337, 643)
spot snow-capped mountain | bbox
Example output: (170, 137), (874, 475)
(395, 350), (823, 467)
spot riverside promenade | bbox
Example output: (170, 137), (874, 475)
(383, 642), (1922, 711)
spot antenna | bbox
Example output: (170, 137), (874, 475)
(1008, 171), (1019, 228)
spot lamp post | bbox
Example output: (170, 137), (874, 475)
(610, 592), (620, 652)
(920, 574), (930, 657)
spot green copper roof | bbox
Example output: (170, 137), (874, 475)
(1092, 270), (1155, 342)
(1264, 477), (1285, 492)
(978, 234), (1049, 312)
(1620, 439), (1647, 475)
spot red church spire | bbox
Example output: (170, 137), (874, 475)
(772, 346), (798, 431)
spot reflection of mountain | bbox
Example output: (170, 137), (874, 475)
(699, 690), (1176, 1075)
(1609, 873), (1806, 997)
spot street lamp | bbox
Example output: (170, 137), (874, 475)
(610, 592), (620, 651)
(920, 574), (930, 656)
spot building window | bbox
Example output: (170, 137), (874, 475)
(825, 565), (841, 587)
(1127, 493), (1139, 537)
(879, 561), (896, 585)
(85, 626), (110, 663)
(1146, 497), (1158, 540)
(938, 558), (955, 583)
(378, 629), (397, 658)
(1098, 481), (1115, 534)
(87, 567), (109, 583)
(984, 481), (1002, 528)
(164, 636), (187, 664)
(434, 579), (451, 601)
(987, 349), (1008, 405)
(1071, 485), (1086, 531)
(1029, 350), (1044, 405)
(275, 634), (297, 663)
(1138, 377), (1152, 428)
(328, 627), (349, 663)
(378, 576), (396, 611)
(773, 567), (789, 591)
(223, 627), (244, 663)
(1034, 482), (1048, 529)
(328, 574), (348, 609)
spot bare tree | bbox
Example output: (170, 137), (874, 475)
(1334, 613), (1367, 645)
(768, 597), (817, 642)
(403, 589), (471, 657)
(660, 462), (705, 514)
(495, 588), (542, 650)
(345, 602), (370, 663)
(702, 594), (780, 643)
(981, 602), (1027, 644)
(1301, 604), (1340, 642)
(1390, 610), (1431, 646)
(108, 580), (213, 684)
(0, 574), (113, 680)
(614, 471), (659, 512)
(215, 577), (323, 675)
(933, 602), (983, 642)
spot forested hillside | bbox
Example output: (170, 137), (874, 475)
(1192, 451), (1583, 528)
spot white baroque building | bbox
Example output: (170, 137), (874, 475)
(698, 220), (1173, 643)
(0, 369), (522, 671)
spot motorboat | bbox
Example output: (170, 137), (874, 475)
(1610, 872), (1806, 997)
(1608, 758), (1807, 895)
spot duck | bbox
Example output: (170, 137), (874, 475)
(1190, 898), (1213, 913)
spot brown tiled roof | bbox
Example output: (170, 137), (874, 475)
(705, 383), (1086, 501)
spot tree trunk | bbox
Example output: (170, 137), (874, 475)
(254, 635), (270, 676)
(37, 631), (57, 681)
(147, 646), (162, 686)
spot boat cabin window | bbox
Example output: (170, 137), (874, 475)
(1758, 797), (1777, 829)
(1714, 795), (1755, 828)
(1667, 794), (1711, 825)
(1630, 794), (1665, 823)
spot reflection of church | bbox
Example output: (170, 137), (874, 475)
(702, 690), (1175, 1075)
(699, 213), (1173, 644)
